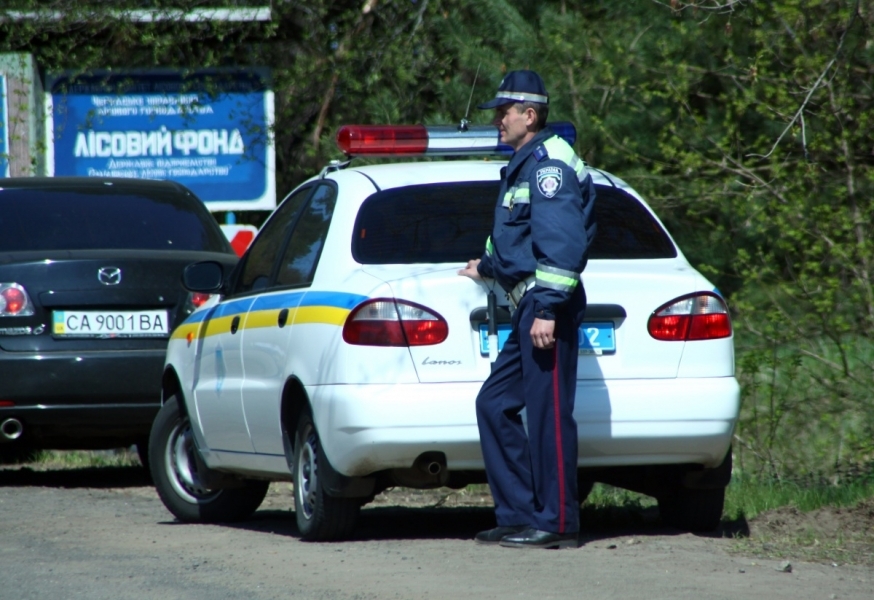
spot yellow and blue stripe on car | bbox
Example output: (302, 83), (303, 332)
(172, 291), (369, 341)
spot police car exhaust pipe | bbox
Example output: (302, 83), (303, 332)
(0, 418), (23, 441)
(426, 461), (442, 475)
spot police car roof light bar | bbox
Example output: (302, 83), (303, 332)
(336, 122), (577, 157)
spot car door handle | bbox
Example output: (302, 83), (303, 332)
(230, 315), (240, 334)
(278, 308), (289, 328)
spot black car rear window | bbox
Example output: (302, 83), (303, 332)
(351, 181), (677, 263)
(0, 186), (229, 252)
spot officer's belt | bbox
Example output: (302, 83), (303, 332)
(508, 276), (536, 310)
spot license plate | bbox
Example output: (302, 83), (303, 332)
(53, 310), (169, 338)
(479, 321), (616, 356)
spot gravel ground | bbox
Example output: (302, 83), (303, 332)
(1, 464), (872, 600)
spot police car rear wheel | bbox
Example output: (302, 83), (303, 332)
(293, 410), (360, 541)
(149, 395), (269, 523)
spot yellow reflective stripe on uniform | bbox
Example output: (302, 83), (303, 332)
(542, 136), (588, 182)
(486, 236), (494, 256)
(535, 264), (580, 292)
(502, 182), (531, 208)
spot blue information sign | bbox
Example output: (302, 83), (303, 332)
(47, 70), (275, 211)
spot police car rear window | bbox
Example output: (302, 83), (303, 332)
(352, 182), (677, 264)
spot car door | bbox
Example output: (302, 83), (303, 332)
(240, 182), (338, 455)
(191, 295), (255, 453)
(193, 188), (310, 453)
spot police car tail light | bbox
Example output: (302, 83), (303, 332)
(343, 299), (448, 347)
(647, 293), (731, 341)
(0, 283), (35, 316)
(336, 122), (577, 157)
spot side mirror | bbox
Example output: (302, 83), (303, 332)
(182, 261), (225, 293)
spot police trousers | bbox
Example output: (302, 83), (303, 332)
(475, 286), (583, 534)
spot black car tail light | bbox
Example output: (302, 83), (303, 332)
(184, 292), (214, 314)
(343, 298), (448, 346)
(0, 283), (35, 316)
(648, 292), (732, 341)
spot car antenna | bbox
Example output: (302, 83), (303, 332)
(458, 63), (481, 132)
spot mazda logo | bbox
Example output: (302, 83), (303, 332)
(97, 267), (122, 286)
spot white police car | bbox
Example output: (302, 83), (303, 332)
(149, 122), (740, 541)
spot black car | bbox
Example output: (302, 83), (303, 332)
(0, 177), (237, 463)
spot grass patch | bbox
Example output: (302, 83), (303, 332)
(22, 449), (143, 470)
(724, 475), (874, 521)
(585, 483), (656, 510)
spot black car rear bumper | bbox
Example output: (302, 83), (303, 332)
(0, 348), (164, 447)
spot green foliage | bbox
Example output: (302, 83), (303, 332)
(2, 0), (874, 479)
(724, 472), (874, 521)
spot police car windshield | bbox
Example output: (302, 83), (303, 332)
(352, 182), (676, 264)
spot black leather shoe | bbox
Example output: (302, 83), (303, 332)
(499, 528), (579, 549)
(474, 525), (528, 545)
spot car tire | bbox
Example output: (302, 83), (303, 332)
(657, 486), (725, 532)
(149, 395), (269, 523)
(293, 409), (360, 541)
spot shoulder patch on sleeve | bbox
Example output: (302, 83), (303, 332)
(536, 166), (562, 198)
(533, 144), (549, 161)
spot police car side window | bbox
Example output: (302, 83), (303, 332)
(275, 183), (338, 287)
(235, 186), (312, 294)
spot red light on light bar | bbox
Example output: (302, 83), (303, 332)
(336, 122), (578, 158)
(336, 125), (429, 156)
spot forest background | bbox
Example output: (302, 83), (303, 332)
(2, 0), (873, 483)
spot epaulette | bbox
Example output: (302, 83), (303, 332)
(533, 144), (549, 161)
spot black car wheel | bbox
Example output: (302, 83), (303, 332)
(149, 395), (268, 523)
(293, 409), (359, 541)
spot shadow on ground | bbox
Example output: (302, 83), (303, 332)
(221, 501), (750, 544)
(0, 465), (151, 488)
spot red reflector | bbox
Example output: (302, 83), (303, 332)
(336, 125), (429, 156)
(343, 299), (448, 346)
(0, 400), (15, 407)
(648, 293), (731, 341)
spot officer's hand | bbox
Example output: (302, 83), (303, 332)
(531, 318), (556, 349)
(458, 259), (482, 281)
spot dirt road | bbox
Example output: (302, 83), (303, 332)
(1, 465), (871, 600)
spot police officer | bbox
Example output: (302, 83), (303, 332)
(459, 70), (596, 549)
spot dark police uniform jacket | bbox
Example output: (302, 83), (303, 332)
(477, 126), (597, 321)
